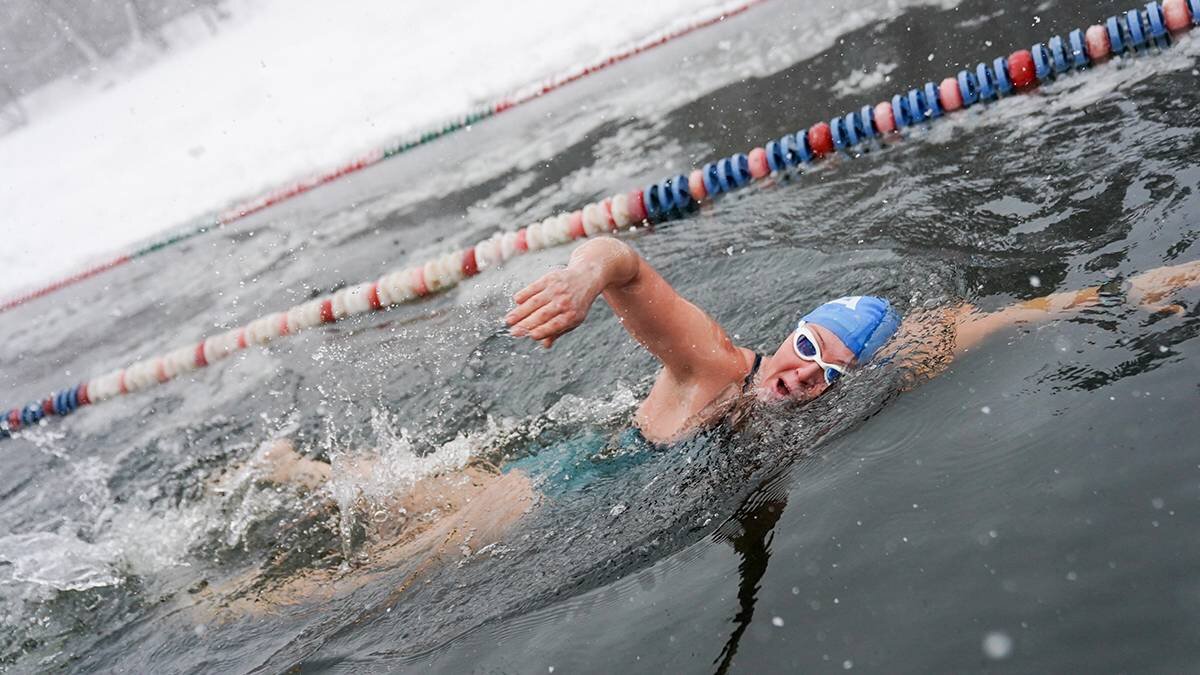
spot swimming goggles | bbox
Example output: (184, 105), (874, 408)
(793, 321), (847, 385)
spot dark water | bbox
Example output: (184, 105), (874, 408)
(2, 0), (1199, 672)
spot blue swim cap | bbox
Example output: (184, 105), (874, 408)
(799, 296), (900, 364)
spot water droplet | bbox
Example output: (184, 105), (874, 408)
(980, 406), (991, 414)
(772, 616), (785, 627)
(983, 631), (1013, 659)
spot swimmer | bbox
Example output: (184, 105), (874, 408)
(204, 244), (1197, 612)
(505, 237), (1200, 443)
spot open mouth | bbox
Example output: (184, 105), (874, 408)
(774, 377), (790, 398)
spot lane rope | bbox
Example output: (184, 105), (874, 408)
(3, 0), (1197, 441)
(0, 0), (768, 315)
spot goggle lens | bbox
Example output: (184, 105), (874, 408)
(793, 324), (845, 386)
(795, 335), (817, 358)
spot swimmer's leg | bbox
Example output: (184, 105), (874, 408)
(208, 438), (332, 496)
(253, 438), (332, 490)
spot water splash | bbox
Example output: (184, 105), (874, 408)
(0, 533), (120, 592)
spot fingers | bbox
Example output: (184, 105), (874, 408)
(527, 314), (574, 341)
(512, 301), (562, 336)
(505, 288), (552, 327)
(513, 276), (549, 305)
(505, 267), (583, 348)
(1147, 302), (1186, 316)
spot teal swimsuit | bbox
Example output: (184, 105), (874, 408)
(505, 354), (763, 496)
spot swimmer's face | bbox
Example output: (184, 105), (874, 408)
(756, 323), (856, 404)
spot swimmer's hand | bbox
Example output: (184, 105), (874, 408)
(506, 267), (599, 348)
(505, 237), (641, 348)
(1128, 259), (1200, 311)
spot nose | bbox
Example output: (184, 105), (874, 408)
(792, 361), (827, 395)
(796, 359), (822, 379)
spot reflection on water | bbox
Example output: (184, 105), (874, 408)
(711, 476), (788, 675)
(1, 0), (1199, 671)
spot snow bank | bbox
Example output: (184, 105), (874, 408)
(0, 0), (748, 295)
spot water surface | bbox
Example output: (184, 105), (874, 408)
(1, 0), (1199, 672)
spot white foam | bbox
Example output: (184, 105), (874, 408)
(0, 532), (121, 592)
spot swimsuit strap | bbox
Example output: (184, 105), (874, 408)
(741, 353), (764, 394)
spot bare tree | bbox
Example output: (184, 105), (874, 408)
(125, 0), (171, 51)
(124, 0), (144, 44)
(0, 81), (29, 132)
(0, 0), (238, 130)
(196, 0), (232, 35)
(42, 1), (103, 70)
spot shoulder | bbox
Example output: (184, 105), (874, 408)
(635, 346), (757, 443)
(878, 306), (961, 382)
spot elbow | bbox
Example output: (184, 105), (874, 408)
(610, 239), (642, 288)
(578, 235), (631, 257)
(573, 237), (641, 287)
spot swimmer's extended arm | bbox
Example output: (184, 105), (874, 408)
(883, 260), (1199, 380)
(952, 259), (1200, 355)
(506, 237), (742, 380)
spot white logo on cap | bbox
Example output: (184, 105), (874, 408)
(830, 296), (863, 311)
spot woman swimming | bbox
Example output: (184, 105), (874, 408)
(212, 239), (1197, 611)
(504, 237), (1200, 443)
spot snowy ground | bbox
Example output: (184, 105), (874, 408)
(0, 0), (747, 296)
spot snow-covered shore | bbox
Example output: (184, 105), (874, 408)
(0, 0), (747, 295)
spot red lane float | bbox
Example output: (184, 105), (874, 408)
(939, 78), (964, 111)
(1085, 25), (1112, 59)
(1008, 50), (1036, 88)
(808, 122), (834, 157)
